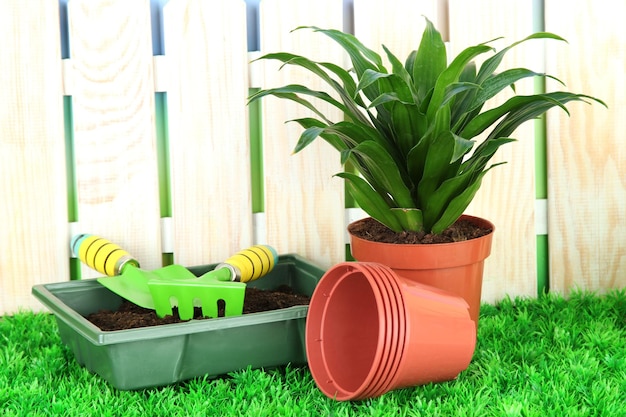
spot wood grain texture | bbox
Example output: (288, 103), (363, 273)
(354, 0), (441, 60)
(0, 1), (68, 313)
(163, 0), (253, 265)
(68, 0), (161, 277)
(449, 0), (538, 302)
(545, 0), (626, 294)
(258, 0), (346, 268)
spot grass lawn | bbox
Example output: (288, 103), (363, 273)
(1, 290), (625, 416)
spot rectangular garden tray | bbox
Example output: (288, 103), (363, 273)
(32, 254), (325, 390)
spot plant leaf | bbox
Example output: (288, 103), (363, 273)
(335, 172), (404, 232)
(460, 92), (585, 139)
(288, 118), (346, 154)
(469, 68), (563, 113)
(296, 26), (385, 102)
(430, 163), (504, 233)
(382, 44), (419, 101)
(411, 17), (447, 101)
(417, 130), (455, 208)
(390, 102), (428, 158)
(421, 167), (475, 231)
(357, 70), (414, 104)
(248, 54), (372, 126)
(248, 85), (345, 124)
(476, 32), (567, 84)
(442, 82), (482, 107)
(470, 89), (605, 140)
(451, 134), (475, 163)
(487, 93), (606, 140)
(390, 208), (424, 232)
(348, 141), (414, 208)
(406, 130), (434, 199)
(426, 44), (495, 121)
(460, 137), (516, 181)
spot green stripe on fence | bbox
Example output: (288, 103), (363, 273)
(249, 88), (264, 213)
(534, 0), (549, 295)
(64, 96), (81, 280)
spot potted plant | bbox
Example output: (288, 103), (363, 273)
(249, 18), (605, 325)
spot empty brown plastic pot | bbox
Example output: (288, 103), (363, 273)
(306, 262), (476, 401)
(348, 215), (494, 327)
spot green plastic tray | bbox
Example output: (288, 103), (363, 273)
(32, 254), (325, 390)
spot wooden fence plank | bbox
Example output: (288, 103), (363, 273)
(257, 0), (346, 268)
(163, 0), (253, 265)
(68, 0), (162, 276)
(354, 0), (441, 60)
(0, 0), (68, 314)
(448, 0), (538, 302)
(545, 0), (626, 294)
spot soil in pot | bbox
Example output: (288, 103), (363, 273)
(348, 217), (492, 244)
(86, 285), (310, 331)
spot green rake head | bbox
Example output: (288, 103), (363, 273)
(148, 267), (246, 319)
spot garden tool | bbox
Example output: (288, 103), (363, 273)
(71, 234), (278, 320)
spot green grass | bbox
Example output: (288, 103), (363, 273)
(2, 291), (625, 416)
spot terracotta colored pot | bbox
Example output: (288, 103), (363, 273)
(348, 215), (494, 326)
(306, 262), (476, 401)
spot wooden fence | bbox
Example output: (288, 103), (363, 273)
(1, 0), (624, 315)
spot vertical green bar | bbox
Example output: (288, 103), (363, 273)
(345, 162), (356, 260)
(536, 235), (549, 295)
(535, 108), (549, 295)
(155, 93), (171, 218)
(343, 161), (357, 209)
(155, 92), (173, 266)
(64, 96), (81, 280)
(533, 0), (549, 295)
(60, 1), (81, 279)
(249, 88), (264, 213)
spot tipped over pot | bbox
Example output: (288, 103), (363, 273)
(306, 262), (476, 401)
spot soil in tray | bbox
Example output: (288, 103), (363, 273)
(86, 285), (310, 331)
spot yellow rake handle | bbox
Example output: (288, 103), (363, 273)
(217, 245), (278, 283)
(71, 234), (139, 277)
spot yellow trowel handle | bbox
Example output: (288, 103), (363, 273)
(71, 234), (140, 277)
(216, 245), (278, 283)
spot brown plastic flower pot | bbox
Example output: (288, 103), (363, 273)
(306, 262), (476, 401)
(348, 215), (494, 327)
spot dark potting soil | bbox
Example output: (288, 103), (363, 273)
(348, 216), (493, 244)
(86, 285), (310, 331)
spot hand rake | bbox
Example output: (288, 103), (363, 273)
(71, 234), (278, 320)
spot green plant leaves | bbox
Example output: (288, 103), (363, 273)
(357, 70), (415, 105)
(335, 172), (404, 232)
(248, 52), (372, 126)
(247, 85), (345, 124)
(430, 165), (499, 234)
(475, 32), (567, 84)
(249, 20), (605, 235)
(296, 26), (385, 103)
(347, 141), (414, 209)
(390, 102), (428, 158)
(409, 17), (447, 101)
(426, 44), (495, 122)
(461, 92), (605, 141)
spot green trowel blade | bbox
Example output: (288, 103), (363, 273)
(97, 264), (196, 310)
